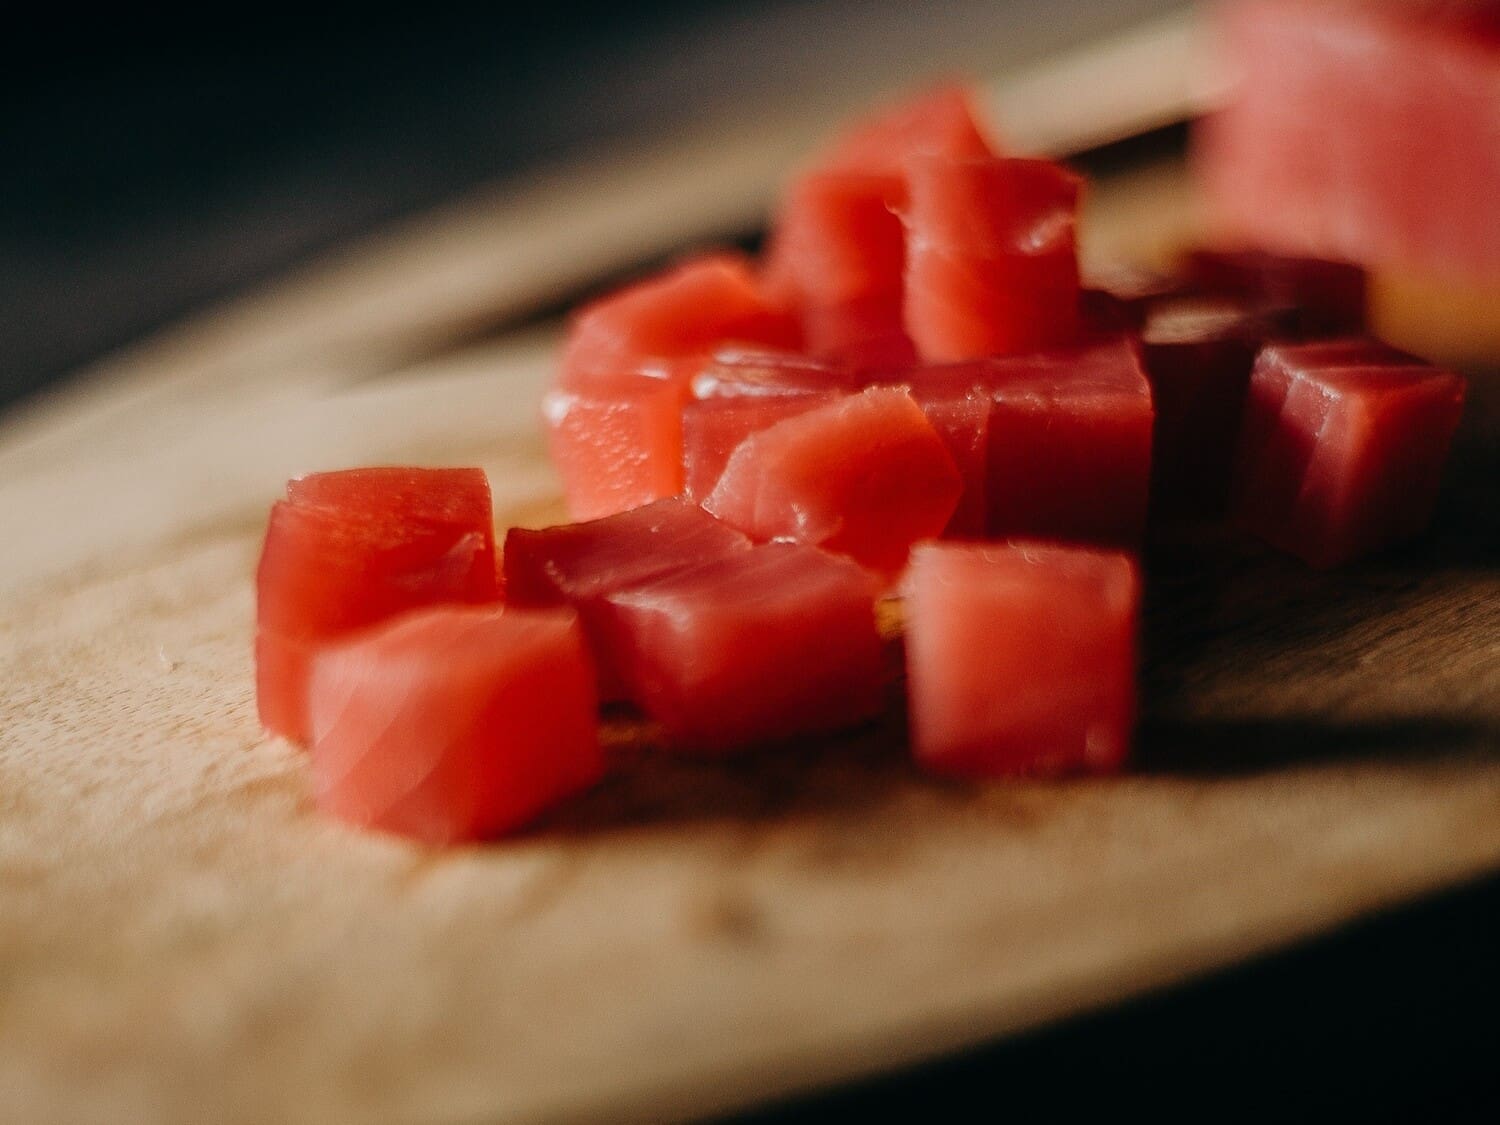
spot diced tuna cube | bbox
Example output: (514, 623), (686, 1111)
(503, 499), (750, 698)
(901, 155), (1082, 361)
(542, 374), (688, 521)
(763, 84), (996, 366)
(704, 386), (962, 577)
(681, 393), (841, 501)
(978, 338), (1154, 546)
(285, 466), (497, 532)
(307, 607), (601, 844)
(690, 349), (874, 398)
(904, 540), (1139, 778)
(1232, 339), (1465, 567)
(763, 173), (915, 366)
(902, 381), (991, 537)
(256, 468), (500, 744)
(1194, 0), (1500, 284)
(594, 543), (884, 752)
(559, 252), (798, 387)
(503, 498), (749, 605)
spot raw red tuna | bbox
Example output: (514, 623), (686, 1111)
(763, 84), (996, 366)
(681, 393), (840, 501)
(902, 382), (991, 537)
(286, 466), (496, 531)
(704, 386), (962, 577)
(978, 338), (1154, 546)
(904, 540), (1139, 777)
(256, 469), (500, 744)
(1195, 0), (1500, 283)
(902, 155), (1082, 361)
(692, 353), (983, 532)
(594, 542), (883, 752)
(559, 252), (798, 387)
(1140, 297), (1274, 519)
(1232, 339), (1466, 568)
(1184, 248), (1366, 336)
(690, 349), (872, 398)
(542, 374), (688, 521)
(764, 173), (915, 366)
(503, 499), (749, 698)
(307, 606), (601, 844)
(503, 498), (749, 606)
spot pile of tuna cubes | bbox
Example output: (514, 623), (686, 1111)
(255, 85), (1466, 844)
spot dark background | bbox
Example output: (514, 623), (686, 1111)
(5, 3), (1497, 1120)
(2, 0), (1177, 406)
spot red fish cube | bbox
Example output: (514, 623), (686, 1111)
(690, 349), (873, 398)
(559, 252), (798, 387)
(504, 499), (749, 698)
(902, 155), (1082, 361)
(905, 541), (1139, 777)
(763, 173), (915, 366)
(256, 468), (499, 744)
(1195, 0), (1500, 283)
(503, 498), (748, 605)
(542, 374), (688, 521)
(902, 381), (991, 537)
(979, 338), (1154, 546)
(595, 543), (884, 752)
(704, 386), (962, 577)
(1232, 339), (1466, 567)
(763, 84), (995, 366)
(681, 393), (839, 501)
(285, 466), (497, 531)
(307, 607), (601, 844)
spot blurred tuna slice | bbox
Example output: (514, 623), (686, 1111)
(1195, 0), (1500, 285)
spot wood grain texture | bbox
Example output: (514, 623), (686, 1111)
(3, 146), (1499, 1125)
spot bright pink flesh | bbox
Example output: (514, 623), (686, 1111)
(903, 382), (991, 536)
(595, 543), (884, 752)
(902, 155), (1082, 361)
(974, 338), (1154, 546)
(681, 393), (840, 501)
(1183, 248), (1366, 336)
(762, 84), (996, 366)
(256, 470), (500, 744)
(559, 253), (799, 387)
(1231, 339), (1466, 568)
(503, 498), (749, 605)
(307, 607), (601, 844)
(690, 349), (872, 398)
(905, 541), (1139, 778)
(703, 386), (963, 577)
(503, 499), (749, 698)
(1140, 297), (1273, 519)
(763, 173), (915, 366)
(1195, 0), (1500, 282)
(542, 375), (688, 521)
(286, 467), (495, 531)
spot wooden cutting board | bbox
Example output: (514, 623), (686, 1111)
(3, 50), (1499, 1125)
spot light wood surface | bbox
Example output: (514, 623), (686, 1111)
(3, 20), (1499, 1124)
